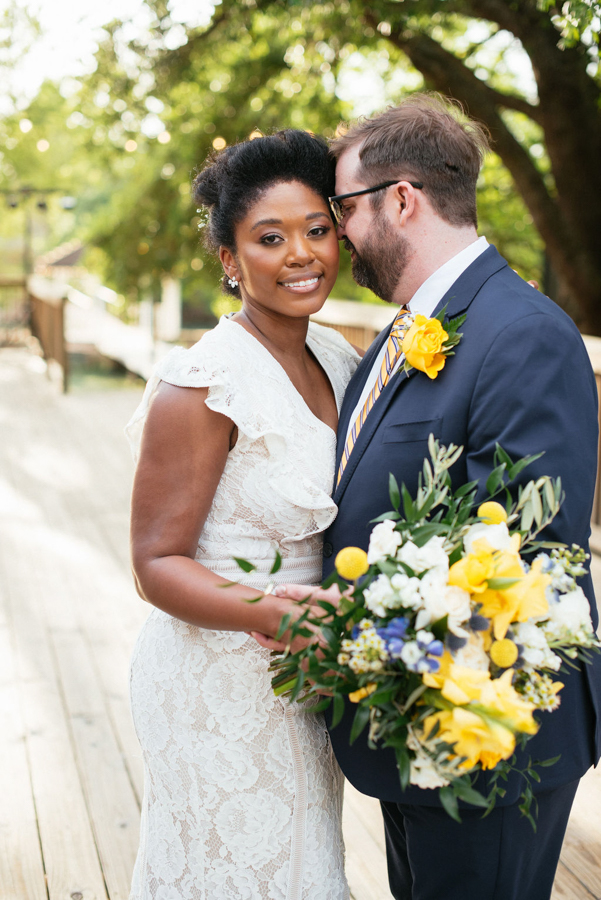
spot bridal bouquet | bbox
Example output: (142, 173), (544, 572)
(268, 438), (600, 822)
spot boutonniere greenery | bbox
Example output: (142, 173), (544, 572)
(401, 305), (466, 380)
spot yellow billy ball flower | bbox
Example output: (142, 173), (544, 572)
(490, 638), (519, 668)
(349, 683), (377, 703)
(335, 546), (369, 581)
(477, 501), (508, 524)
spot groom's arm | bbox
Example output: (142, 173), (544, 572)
(466, 309), (598, 557)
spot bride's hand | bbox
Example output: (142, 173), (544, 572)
(274, 583), (343, 607)
(250, 583), (342, 652)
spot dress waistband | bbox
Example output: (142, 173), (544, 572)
(199, 555), (323, 589)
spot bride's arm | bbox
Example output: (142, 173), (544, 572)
(130, 381), (294, 636)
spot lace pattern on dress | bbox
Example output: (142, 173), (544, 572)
(127, 318), (359, 899)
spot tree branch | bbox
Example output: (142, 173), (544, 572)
(367, 19), (592, 293)
(483, 87), (541, 120)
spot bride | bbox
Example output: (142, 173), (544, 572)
(126, 129), (361, 900)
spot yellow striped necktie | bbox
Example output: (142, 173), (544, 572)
(337, 308), (410, 486)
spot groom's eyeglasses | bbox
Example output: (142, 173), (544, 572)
(328, 180), (424, 226)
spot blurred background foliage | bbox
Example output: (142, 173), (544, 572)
(0, 0), (599, 329)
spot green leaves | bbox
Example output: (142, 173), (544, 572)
(439, 787), (461, 823)
(486, 577), (522, 590)
(234, 557), (256, 573)
(331, 694), (346, 729)
(389, 472), (401, 511)
(515, 475), (564, 548)
(396, 749), (411, 789)
(349, 704), (371, 744)
(265, 435), (570, 829)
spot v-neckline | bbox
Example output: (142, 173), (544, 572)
(224, 316), (339, 436)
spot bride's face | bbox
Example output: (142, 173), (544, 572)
(223, 180), (339, 318)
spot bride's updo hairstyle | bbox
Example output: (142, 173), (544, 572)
(193, 129), (335, 297)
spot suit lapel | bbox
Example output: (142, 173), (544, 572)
(334, 363), (413, 503)
(430, 244), (507, 320)
(335, 324), (392, 472)
(334, 246), (509, 505)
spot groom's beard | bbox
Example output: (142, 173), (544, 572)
(345, 216), (412, 303)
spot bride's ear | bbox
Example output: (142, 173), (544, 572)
(219, 246), (238, 282)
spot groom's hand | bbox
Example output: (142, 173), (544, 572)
(250, 583), (343, 652)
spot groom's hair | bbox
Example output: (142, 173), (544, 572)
(330, 94), (490, 228)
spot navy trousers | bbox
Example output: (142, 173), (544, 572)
(380, 779), (579, 900)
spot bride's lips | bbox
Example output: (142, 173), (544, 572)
(278, 273), (323, 294)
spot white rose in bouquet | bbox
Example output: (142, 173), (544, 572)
(409, 752), (450, 790)
(367, 520), (402, 564)
(390, 572), (423, 610)
(453, 632), (491, 672)
(397, 535), (449, 575)
(364, 574), (403, 617)
(513, 621), (561, 671)
(416, 570), (471, 636)
(545, 586), (593, 634)
(463, 521), (513, 554)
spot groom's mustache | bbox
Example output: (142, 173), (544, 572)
(342, 238), (356, 254)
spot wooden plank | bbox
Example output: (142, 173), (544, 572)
(552, 861), (596, 900)
(557, 766), (601, 898)
(0, 381), (142, 899)
(19, 387), (147, 804)
(0, 592), (48, 900)
(50, 627), (141, 900)
(4, 344), (601, 900)
(1, 527), (109, 900)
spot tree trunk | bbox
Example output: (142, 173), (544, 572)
(360, 1), (601, 332)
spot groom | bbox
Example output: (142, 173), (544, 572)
(261, 95), (601, 899)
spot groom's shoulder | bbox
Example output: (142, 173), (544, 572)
(471, 262), (581, 345)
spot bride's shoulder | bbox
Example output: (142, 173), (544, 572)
(156, 316), (249, 384)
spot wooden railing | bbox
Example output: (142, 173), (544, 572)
(28, 276), (69, 392)
(311, 297), (395, 351)
(16, 284), (601, 535)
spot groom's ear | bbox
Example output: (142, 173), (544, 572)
(394, 182), (419, 227)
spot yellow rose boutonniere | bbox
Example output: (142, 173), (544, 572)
(400, 304), (466, 380)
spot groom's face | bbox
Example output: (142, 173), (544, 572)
(334, 147), (412, 303)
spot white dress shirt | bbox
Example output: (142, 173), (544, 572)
(345, 236), (489, 442)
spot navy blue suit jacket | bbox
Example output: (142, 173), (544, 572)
(323, 245), (601, 806)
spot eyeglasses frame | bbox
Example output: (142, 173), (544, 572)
(328, 179), (424, 225)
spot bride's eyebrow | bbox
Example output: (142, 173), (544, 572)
(250, 218), (282, 231)
(249, 211), (330, 232)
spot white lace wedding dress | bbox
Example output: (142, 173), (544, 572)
(125, 315), (360, 900)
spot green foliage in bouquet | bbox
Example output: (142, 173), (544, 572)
(267, 438), (600, 825)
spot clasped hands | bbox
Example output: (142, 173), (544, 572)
(251, 583), (343, 655)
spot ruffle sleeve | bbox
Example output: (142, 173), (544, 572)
(124, 316), (359, 544)
(125, 326), (271, 462)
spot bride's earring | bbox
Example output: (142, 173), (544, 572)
(227, 274), (239, 288)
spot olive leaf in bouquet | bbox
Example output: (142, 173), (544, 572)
(268, 436), (600, 825)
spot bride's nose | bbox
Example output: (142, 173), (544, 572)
(285, 234), (315, 267)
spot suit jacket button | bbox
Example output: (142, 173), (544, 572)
(324, 541), (333, 557)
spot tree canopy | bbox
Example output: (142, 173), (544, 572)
(0, 1), (598, 328)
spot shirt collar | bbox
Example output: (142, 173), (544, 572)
(408, 236), (489, 319)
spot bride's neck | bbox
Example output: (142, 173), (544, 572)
(233, 305), (309, 360)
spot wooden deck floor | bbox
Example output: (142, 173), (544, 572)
(1, 346), (600, 900)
